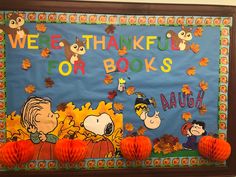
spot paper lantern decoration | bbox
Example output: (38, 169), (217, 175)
(55, 138), (87, 163)
(0, 140), (34, 168)
(120, 135), (152, 160)
(85, 138), (115, 158)
(198, 136), (231, 162)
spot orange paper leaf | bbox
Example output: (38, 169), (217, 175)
(103, 74), (113, 85)
(173, 142), (183, 151)
(41, 48), (51, 58)
(199, 80), (208, 91)
(113, 102), (124, 111)
(125, 123), (134, 132)
(153, 143), (162, 154)
(199, 104), (207, 115)
(21, 58), (31, 70)
(137, 126), (147, 135)
(36, 23), (47, 33)
(24, 84), (36, 94)
(126, 86), (136, 96)
(186, 66), (196, 76)
(181, 84), (192, 95)
(199, 57), (209, 67)
(191, 43), (200, 53)
(194, 27), (203, 37)
(182, 112), (192, 121)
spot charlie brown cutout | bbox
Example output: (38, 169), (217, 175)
(21, 96), (59, 160)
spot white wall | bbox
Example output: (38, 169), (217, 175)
(83, 0), (236, 6)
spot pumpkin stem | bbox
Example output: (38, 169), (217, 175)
(131, 132), (138, 137)
(69, 132), (77, 139)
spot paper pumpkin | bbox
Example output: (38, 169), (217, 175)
(0, 140), (34, 168)
(55, 138), (87, 163)
(85, 138), (115, 158)
(198, 136), (231, 162)
(33, 142), (56, 160)
(120, 135), (152, 160)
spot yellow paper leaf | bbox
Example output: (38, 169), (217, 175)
(181, 84), (191, 95)
(22, 58), (31, 70)
(103, 74), (113, 85)
(153, 143), (162, 154)
(199, 80), (208, 91)
(113, 102), (124, 111)
(173, 142), (183, 151)
(36, 23), (47, 33)
(41, 48), (51, 58)
(126, 86), (136, 96)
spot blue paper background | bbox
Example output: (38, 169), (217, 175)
(6, 23), (220, 143)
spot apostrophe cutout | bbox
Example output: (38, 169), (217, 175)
(45, 77), (54, 88)
(181, 84), (192, 95)
(126, 86), (136, 96)
(182, 112), (192, 121)
(186, 66), (196, 76)
(118, 46), (127, 57)
(199, 57), (209, 67)
(105, 25), (116, 34)
(199, 80), (208, 91)
(24, 84), (36, 94)
(35, 23), (47, 33)
(199, 105), (207, 115)
(194, 27), (203, 37)
(103, 74), (113, 85)
(41, 48), (51, 58)
(21, 58), (31, 70)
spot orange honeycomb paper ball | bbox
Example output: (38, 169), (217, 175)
(0, 140), (35, 168)
(198, 136), (231, 162)
(120, 135), (152, 160)
(55, 138), (87, 163)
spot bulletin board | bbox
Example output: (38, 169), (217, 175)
(0, 1), (235, 177)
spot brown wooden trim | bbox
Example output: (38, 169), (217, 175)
(0, 1), (236, 177)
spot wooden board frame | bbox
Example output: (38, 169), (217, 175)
(0, 0), (235, 177)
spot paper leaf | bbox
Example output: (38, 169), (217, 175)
(190, 43), (200, 53)
(113, 102), (124, 111)
(107, 90), (117, 100)
(182, 112), (192, 121)
(41, 48), (51, 58)
(181, 84), (191, 95)
(199, 57), (209, 67)
(186, 66), (196, 76)
(24, 84), (36, 94)
(21, 58), (31, 70)
(118, 46), (127, 57)
(173, 142), (183, 151)
(194, 27), (203, 37)
(45, 77), (54, 88)
(126, 86), (136, 96)
(105, 25), (116, 34)
(153, 143), (162, 154)
(36, 23), (47, 33)
(199, 80), (208, 91)
(125, 123), (134, 132)
(199, 104), (207, 115)
(137, 126), (147, 135)
(103, 74), (113, 85)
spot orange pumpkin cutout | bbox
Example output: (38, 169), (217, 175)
(85, 138), (115, 158)
(120, 135), (152, 160)
(0, 140), (34, 168)
(55, 138), (87, 163)
(198, 136), (231, 162)
(33, 142), (56, 160)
